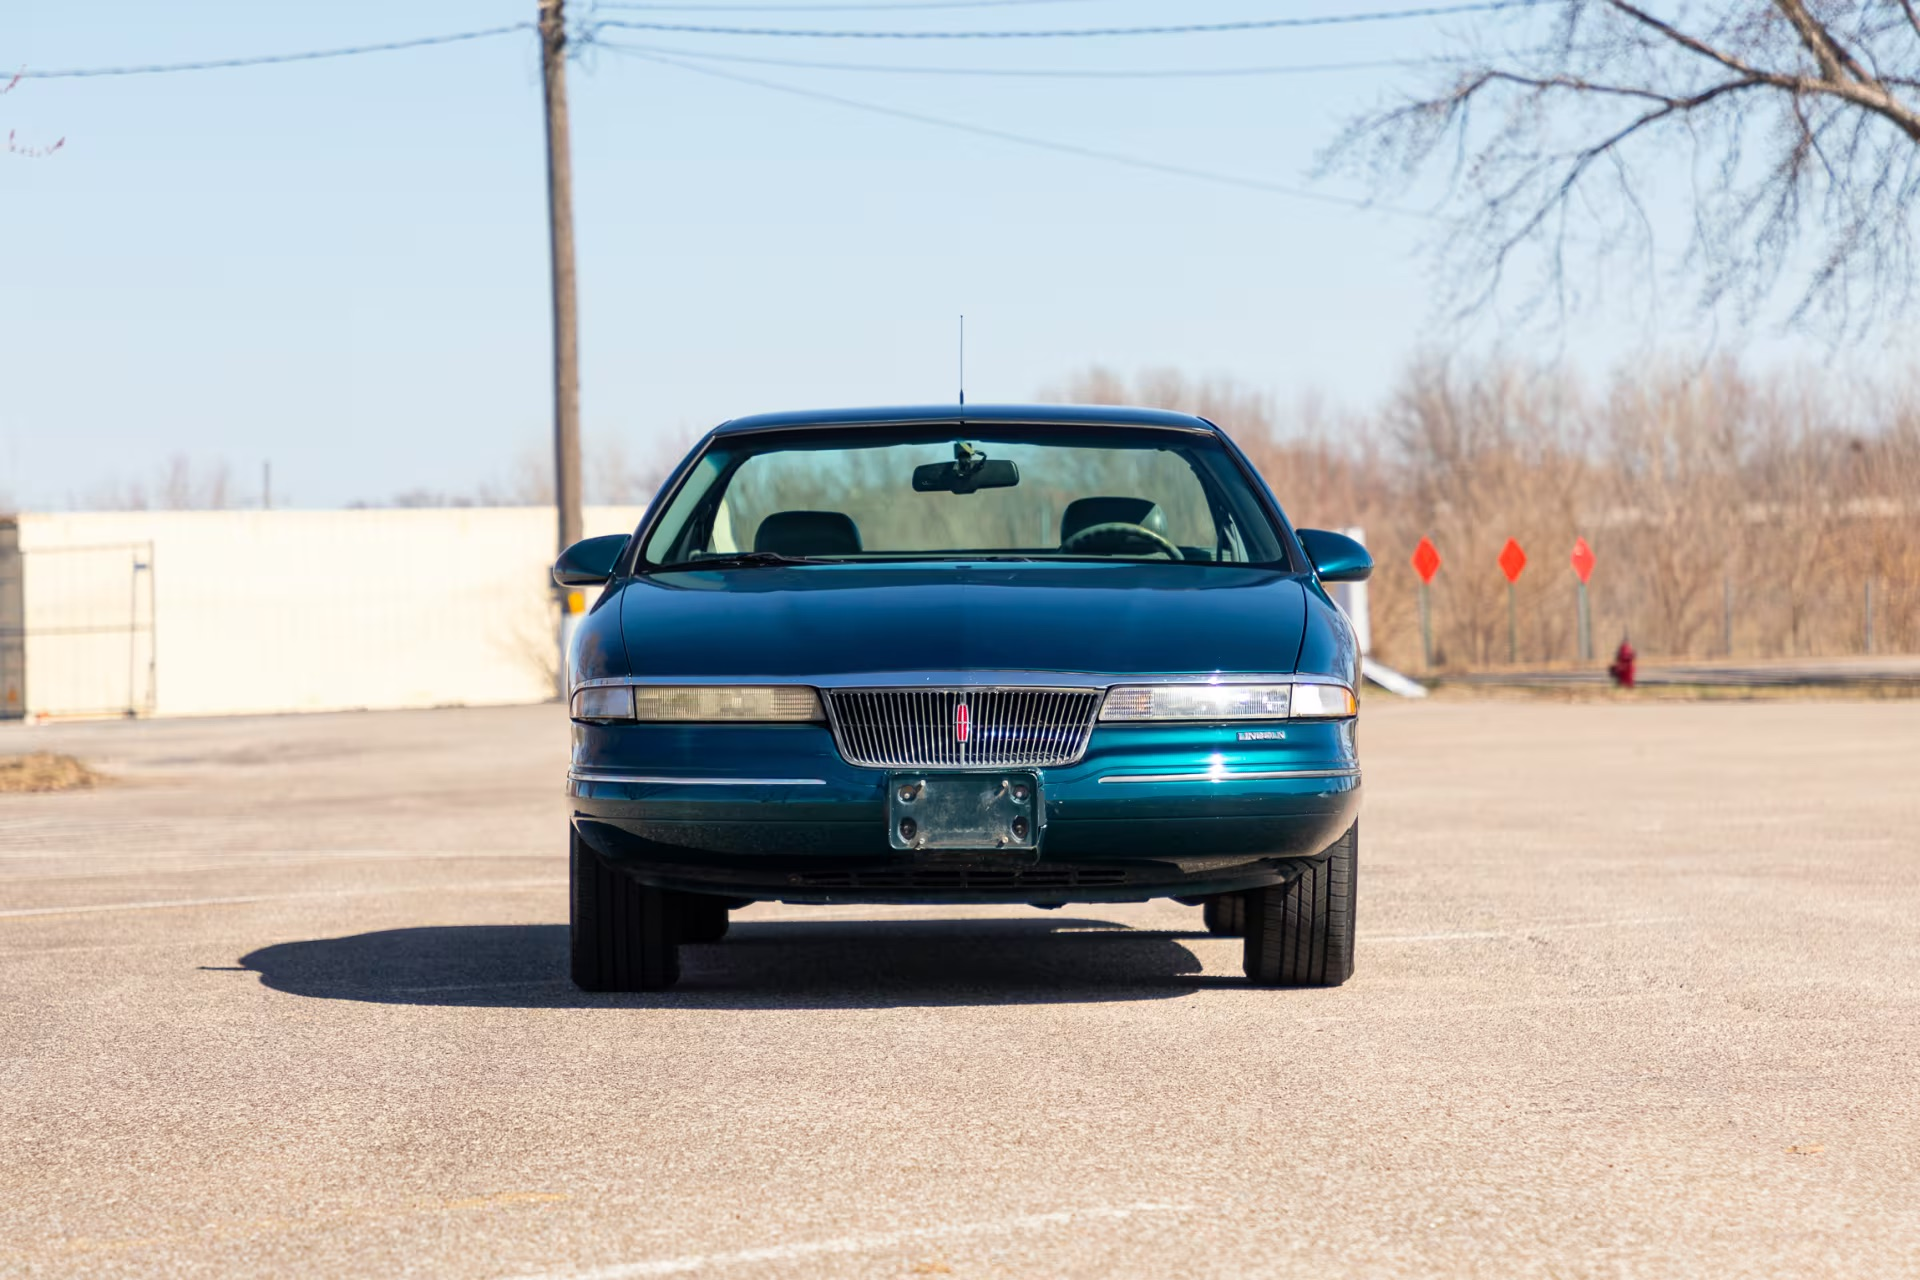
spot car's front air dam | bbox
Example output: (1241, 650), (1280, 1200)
(571, 818), (1355, 905)
(570, 780), (1358, 904)
(567, 718), (1359, 902)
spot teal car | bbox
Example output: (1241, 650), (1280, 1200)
(555, 405), (1371, 992)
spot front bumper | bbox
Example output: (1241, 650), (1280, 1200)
(569, 719), (1361, 904)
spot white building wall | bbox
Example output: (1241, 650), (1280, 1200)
(4, 507), (646, 719)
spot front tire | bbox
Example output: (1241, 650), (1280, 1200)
(678, 895), (731, 944)
(1202, 894), (1245, 936)
(570, 829), (681, 991)
(1243, 820), (1357, 988)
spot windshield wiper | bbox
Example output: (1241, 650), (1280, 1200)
(651, 551), (832, 570)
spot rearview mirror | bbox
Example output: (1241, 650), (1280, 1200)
(912, 458), (1020, 495)
(1297, 529), (1374, 583)
(552, 533), (629, 588)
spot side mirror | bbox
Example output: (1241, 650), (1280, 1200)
(1296, 529), (1374, 583)
(552, 534), (629, 588)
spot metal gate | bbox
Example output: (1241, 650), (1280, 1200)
(0, 540), (157, 720)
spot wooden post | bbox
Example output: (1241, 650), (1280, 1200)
(1419, 582), (1432, 671)
(541, 0), (582, 557)
(1506, 582), (1517, 665)
(1576, 579), (1591, 662)
(1723, 575), (1734, 657)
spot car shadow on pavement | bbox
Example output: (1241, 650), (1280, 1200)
(239, 918), (1239, 1009)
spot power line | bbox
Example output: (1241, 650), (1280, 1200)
(12, 24), (533, 80)
(2, 14), (1448, 207)
(596, 0), (1113, 10)
(596, 38), (1495, 77)
(592, 2), (1532, 39)
(605, 45), (1425, 214)
(7, 4), (1530, 82)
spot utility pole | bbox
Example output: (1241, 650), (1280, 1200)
(541, 0), (582, 557)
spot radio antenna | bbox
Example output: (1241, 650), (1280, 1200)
(957, 314), (966, 406)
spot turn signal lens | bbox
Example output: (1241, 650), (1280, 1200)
(629, 685), (824, 723)
(1101, 684), (1293, 721)
(571, 686), (636, 721)
(1289, 682), (1357, 719)
(1099, 681), (1357, 721)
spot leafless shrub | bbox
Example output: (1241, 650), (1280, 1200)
(1375, 360), (1588, 663)
(497, 597), (565, 700)
(372, 434), (693, 509)
(531, 435), (694, 507)
(1045, 358), (1920, 669)
(82, 455), (235, 511)
(1594, 361), (1749, 655)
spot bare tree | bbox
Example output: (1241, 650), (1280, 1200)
(4, 70), (64, 159)
(1045, 365), (1281, 441)
(588, 436), (686, 505)
(1331, 2), (1920, 335)
(360, 434), (690, 509)
(157, 455), (231, 510)
(476, 445), (557, 507)
(1043, 356), (1920, 667)
(1747, 375), (1851, 652)
(1599, 361), (1749, 653)
(1384, 359), (1589, 664)
(81, 456), (235, 511)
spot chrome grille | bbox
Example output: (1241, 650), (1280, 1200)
(825, 688), (1102, 770)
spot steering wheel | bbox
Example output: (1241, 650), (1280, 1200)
(1060, 522), (1185, 561)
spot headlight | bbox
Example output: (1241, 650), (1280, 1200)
(571, 684), (824, 723)
(1099, 681), (1354, 721)
(1101, 683), (1293, 721)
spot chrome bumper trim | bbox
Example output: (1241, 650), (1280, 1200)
(1098, 767), (1360, 785)
(568, 772), (826, 787)
(571, 670), (1332, 692)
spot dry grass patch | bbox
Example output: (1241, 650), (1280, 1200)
(1423, 681), (1920, 703)
(0, 752), (104, 794)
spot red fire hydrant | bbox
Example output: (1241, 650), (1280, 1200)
(1608, 639), (1637, 689)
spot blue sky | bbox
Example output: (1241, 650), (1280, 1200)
(2, 1), (1907, 510)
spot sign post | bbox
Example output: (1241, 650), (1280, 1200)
(1411, 537), (1441, 670)
(1570, 537), (1596, 661)
(1498, 539), (1527, 664)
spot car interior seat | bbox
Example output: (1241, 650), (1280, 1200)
(754, 510), (864, 557)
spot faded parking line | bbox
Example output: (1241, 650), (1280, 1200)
(507, 1202), (1197, 1279)
(1363, 915), (1690, 943)
(0, 879), (564, 920)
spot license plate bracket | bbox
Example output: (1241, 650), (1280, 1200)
(888, 771), (1039, 852)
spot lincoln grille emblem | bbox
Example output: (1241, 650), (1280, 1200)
(954, 701), (971, 743)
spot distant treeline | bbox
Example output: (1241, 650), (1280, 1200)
(1052, 361), (1920, 668)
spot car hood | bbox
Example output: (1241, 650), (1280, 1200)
(617, 563), (1308, 678)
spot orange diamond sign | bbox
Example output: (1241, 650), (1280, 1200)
(1570, 537), (1596, 585)
(1498, 538), (1527, 584)
(1411, 537), (1441, 585)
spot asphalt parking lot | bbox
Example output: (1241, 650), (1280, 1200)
(2, 697), (1917, 1278)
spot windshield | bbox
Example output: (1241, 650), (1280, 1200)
(640, 425), (1290, 568)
